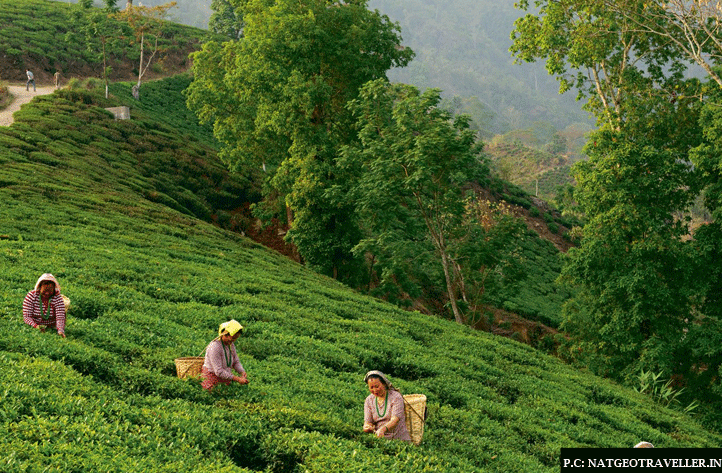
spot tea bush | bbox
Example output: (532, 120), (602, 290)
(488, 232), (570, 327)
(1, 75), (720, 472)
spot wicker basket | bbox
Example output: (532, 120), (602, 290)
(403, 394), (427, 445)
(174, 356), (205, 379)
(61, 295), (71, 310)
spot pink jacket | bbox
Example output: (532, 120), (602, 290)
(203, 339), (245, 380)
(364, 389), (411, 441)
(23, 273), (66, 334)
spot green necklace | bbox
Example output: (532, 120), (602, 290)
(40, 297), (51, 320)
(221, 342), (232, 367)
(375, 391), (389, 418)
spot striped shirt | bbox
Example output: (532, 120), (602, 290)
(23, 290), (66, 333)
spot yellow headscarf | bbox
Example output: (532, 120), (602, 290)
(218, 319), (243, 337)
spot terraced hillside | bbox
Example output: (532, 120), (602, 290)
(0, 75), (719, 472)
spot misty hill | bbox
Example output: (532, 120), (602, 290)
(1, 71), (720, 472)
(58, 0), (593, 135)
(369, 0), (593, 134)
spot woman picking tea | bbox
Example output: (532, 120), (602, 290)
(201, 319), (249, 391)
(22, 273), (67, 338)
(362, 370), (411, 441)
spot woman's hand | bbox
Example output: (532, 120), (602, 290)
(235, 373), (249, 385)
(363, 423), (374, 433)
(375, 425), (388, 438)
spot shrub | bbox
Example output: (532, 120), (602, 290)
(66, 77), (81, 90)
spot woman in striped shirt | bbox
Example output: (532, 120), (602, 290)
(23, 273), (66, 338)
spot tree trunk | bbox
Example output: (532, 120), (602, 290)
(137, 32), (144, 89)
(102, 40), (108, 99)
(440, 247), (464, 324)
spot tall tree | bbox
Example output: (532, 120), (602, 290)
(116, 1), (177, 99)
(597, 0), (722, 88)
(186, 0), (413, 281)
(685, 88), (722, 397)
(510, 0), (690, 130)
(342, 79), (493, 324)
(512, 0), (721, 398)
(559, 132), (700, 378)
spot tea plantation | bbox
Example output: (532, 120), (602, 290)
(1, 77), (720, 472)
(0, 0), (216, 82)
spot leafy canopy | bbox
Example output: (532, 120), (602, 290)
(341, 80), (525, 324)
(512, 0), (722, 407)
(187, 0), (413, 280)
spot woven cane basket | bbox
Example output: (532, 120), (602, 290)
(403, 394), (427, 446)
(174, 356), (204, 379)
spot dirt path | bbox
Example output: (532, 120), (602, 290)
(0, 85), (57, 127)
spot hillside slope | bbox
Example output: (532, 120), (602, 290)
(368, 0), (592, 133)
(0, 0), (579, 335)
(0, 0), (215, 84)
(0, 76), (719, 472)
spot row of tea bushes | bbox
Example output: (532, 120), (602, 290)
(0, 0), (214, 82)
(2, 75), (720, 472)
(1, 350), (482, 472)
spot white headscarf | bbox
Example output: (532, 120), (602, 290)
(364, 370), (395, 390)
(34, 273), (61, 295)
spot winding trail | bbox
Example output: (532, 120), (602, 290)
(0, 85), (57, 127)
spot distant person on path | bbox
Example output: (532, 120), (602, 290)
(26, 69), (35, 92)
(201, 319), (249, 391)
(362, 370), (411, 441)
(54, 71), (61, 89)
(22, 273), (67, 338)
